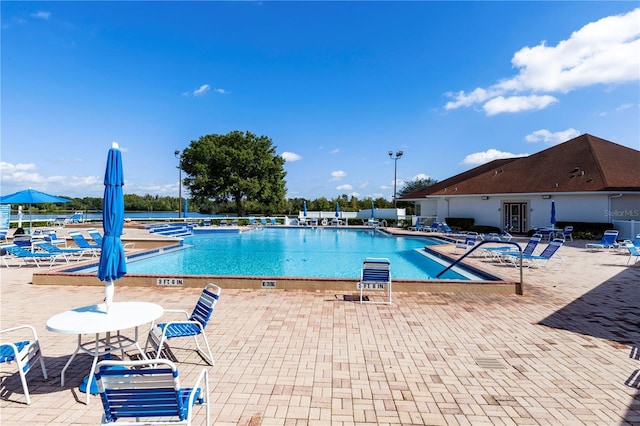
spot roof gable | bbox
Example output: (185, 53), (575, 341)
(403, 134), (640, 198)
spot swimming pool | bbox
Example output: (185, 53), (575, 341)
(124, 227), (483, 280)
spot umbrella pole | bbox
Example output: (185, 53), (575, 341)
(105, 280), (114, 313)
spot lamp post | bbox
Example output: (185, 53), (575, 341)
(174, 150), (182, 219)
(388, 150), (403, 207)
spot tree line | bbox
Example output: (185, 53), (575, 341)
(11, 131), (436, 216)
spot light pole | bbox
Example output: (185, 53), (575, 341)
(388, 150), (403, 208)
(174, 150), (182, 219)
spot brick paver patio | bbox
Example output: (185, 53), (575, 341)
(1, 235), (639, 425)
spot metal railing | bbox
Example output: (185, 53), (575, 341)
(436, 240), (524, 295)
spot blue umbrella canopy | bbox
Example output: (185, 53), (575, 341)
(97, 143), (126, 311)
(0, 188), (70, 231)
(550, 200), (556, 225)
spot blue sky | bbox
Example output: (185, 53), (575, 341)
(2, 1), (639, 202)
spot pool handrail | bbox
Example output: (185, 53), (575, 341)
(436, 240), (524, 295)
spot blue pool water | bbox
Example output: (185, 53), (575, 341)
(125, 228), (485, 280)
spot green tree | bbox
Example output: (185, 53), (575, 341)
(180, 131), (287, 216)
(398, 177), (438, 197)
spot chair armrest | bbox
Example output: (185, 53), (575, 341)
(0, 324), (38, 341)
(161, 309), (190, 318)
(188, 368), (209, 406)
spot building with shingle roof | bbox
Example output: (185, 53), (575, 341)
(400, 134), (640, 237)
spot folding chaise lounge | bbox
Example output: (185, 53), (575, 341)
(68, 231), (101, 256)
(503, 238), (564, 268)
(624, 242), (640, 266)
(87, 228), (104, 246)
(585, 230), (619, 252)
(0, 243), (64, 268)
(408, 222), (425, 231)
(32, 240), (86, 261)
(426, 222), (440, 232)
(487, 234), (542, 262)
(454, 232), (478, 253)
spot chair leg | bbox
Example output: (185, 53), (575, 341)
(194, 333), (214, 366)
(18, 366), (31, 405)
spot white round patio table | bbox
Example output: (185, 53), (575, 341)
(46, 301), (163, 404)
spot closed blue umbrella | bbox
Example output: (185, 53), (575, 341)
(550, 200), (556, 225)
(335, 202), (340, 218)
(303, 201), (307, 217)
(97, 143), (126, 313)
(0, 188), (70, 232)
(371, 201), (375, 219)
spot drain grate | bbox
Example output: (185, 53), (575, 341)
(474, 357), (506, 369)
(341, 294), (368, 302)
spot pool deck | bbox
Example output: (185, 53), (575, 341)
(1, 227), (639, 425)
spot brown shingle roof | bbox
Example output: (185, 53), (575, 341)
(402, 134), (640, 198)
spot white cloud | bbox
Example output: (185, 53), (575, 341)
(616, 103), (635, 111)
(483, 95), (558, 115)
(214, 88), (230, 95)
(336, 184), (353, 191)
(461, 149), (528, 165)
(445, 8), (640, 115)
(0, 161), (102, 196)
(31, 11), (51, 20)
(331, 170), (346, 180)
(412, 173), (431, 181)
(330, 148), (340, 154)
(281, 152), (302, 162)
(525, 128), (580, 145)
(193, 84), (210, 96)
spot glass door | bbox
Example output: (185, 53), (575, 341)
(503, 203), (528, 233)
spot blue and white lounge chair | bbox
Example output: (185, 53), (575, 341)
(0, 325), (48, 405)
(585, 230), (619, 252)
(408, 222), (425, 231)
(454, 232), (478, 253)
(94, 358), (209, 425)
(87, 228), (104, 246)
(490, 234), (542, 261)
(624, 242), (640, 266)
(503, 239), (564, 268)
(358, 258), (392, 305)
(269, 217), (278, 225)
(146, 284), (221, 366)
(438, 222), (456, 234)
(0, 243), (63, 268)
(32, 240), (85, 261)
(68, 231), (100, 256)
(64, 212), (83, 224)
